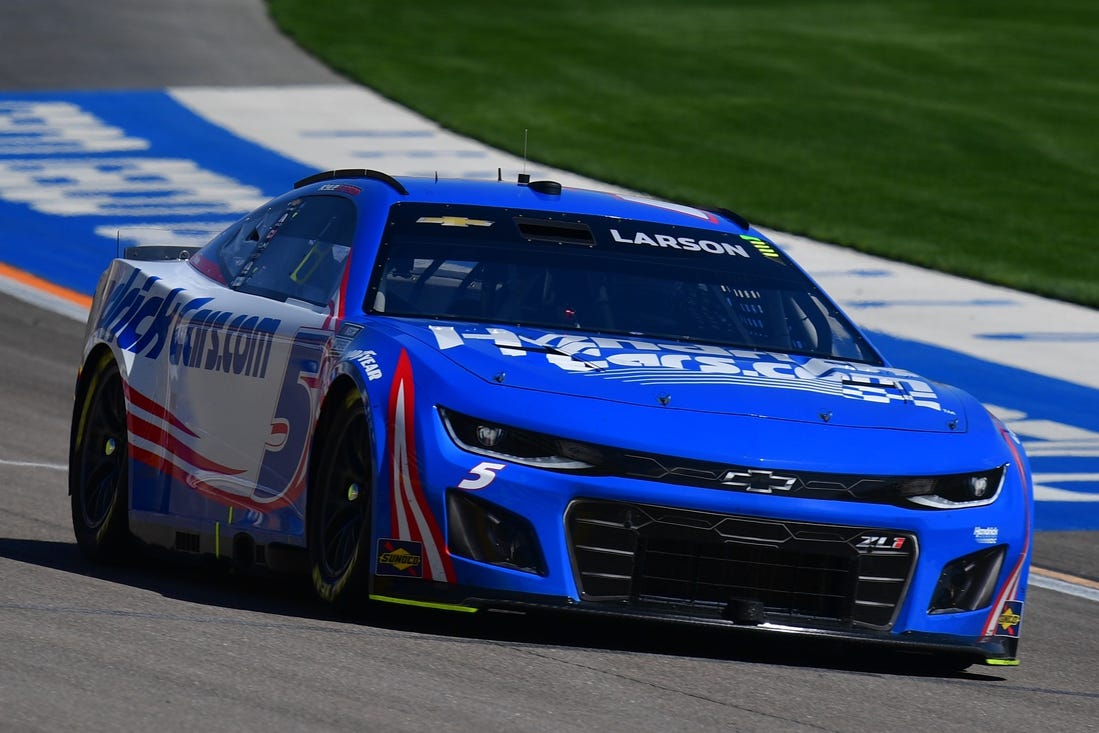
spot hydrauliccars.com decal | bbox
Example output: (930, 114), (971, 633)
(431, 325), (944, 411)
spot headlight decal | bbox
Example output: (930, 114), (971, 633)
(901, 466), (1006, 508)
(439, 408), (604, 471)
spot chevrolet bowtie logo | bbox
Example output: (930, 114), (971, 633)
(416, 216), (494, 227)
(719, 469), (797, 494)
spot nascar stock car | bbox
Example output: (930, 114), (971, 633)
(70, 169), (1032, 667)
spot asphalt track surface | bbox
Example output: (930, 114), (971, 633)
(1, 2), (1097, 731)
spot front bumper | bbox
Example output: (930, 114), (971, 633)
(372, 484), (1027, 664)
(368, 405), (1031, 666)
(370, 574), (1020, 665)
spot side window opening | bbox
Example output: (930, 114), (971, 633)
(190, 195), (357, 306)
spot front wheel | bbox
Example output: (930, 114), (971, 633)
(308, 391), (374, 611)
(70, 353), (131, 562)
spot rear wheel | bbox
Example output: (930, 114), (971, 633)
(70, 353), (131, 562)
(308, 391), (374, 611)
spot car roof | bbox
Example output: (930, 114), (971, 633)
(294, 169), (753, 234)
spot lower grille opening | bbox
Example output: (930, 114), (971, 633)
(635, 537), (854, 621)
(566, 500), (916, 629)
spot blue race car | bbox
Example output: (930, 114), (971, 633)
(70, 169), (1032, 667)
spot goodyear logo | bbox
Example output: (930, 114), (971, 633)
(376, 538), (423, 578)
(995, 600), (1023, 637)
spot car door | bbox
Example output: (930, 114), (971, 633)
(157, 193), (357, 537)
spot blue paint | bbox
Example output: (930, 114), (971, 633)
(1029, 502), (1099, 532)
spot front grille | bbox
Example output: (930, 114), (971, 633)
(566, 500), (916, 629)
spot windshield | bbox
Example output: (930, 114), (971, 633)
(368, 203), (881, 364)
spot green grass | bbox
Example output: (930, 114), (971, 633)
(269, 0), (1099, 307)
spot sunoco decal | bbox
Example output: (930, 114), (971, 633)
(994, 600), (1023, 637)
(376, 538), (424, 578)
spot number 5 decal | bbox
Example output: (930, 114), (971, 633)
(458, 461), (506, 490)
(255, 329), (329, 504)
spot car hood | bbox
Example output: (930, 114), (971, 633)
(392, 320), (968, 433)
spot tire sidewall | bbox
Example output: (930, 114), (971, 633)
(69, 352), (130, 561)
(308, 391), (373, 608)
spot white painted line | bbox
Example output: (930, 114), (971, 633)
(1030, 573), (1099, 603)
(1034, 473), (1099, 483)
(169, 84), (630, 193)
(0, 458), (67, 471)
(0, 273), (87, 322)
(1033, 485), (1099, 502)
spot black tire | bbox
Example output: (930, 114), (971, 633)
(69, 352), (131, 562)
(308, 390), (374, 611)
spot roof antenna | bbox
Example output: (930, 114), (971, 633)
(517, 128), (531, 185)
(116, 230), (120, 259)
(434, 171), (438, 183)
(497, 167), (502, 182)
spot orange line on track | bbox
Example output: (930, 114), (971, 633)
(1032, 566), (1099, 591)
(0, 261), (92, 310)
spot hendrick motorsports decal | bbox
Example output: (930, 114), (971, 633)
(431, 325), (944, 410)
(973, 526), (999, 545)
